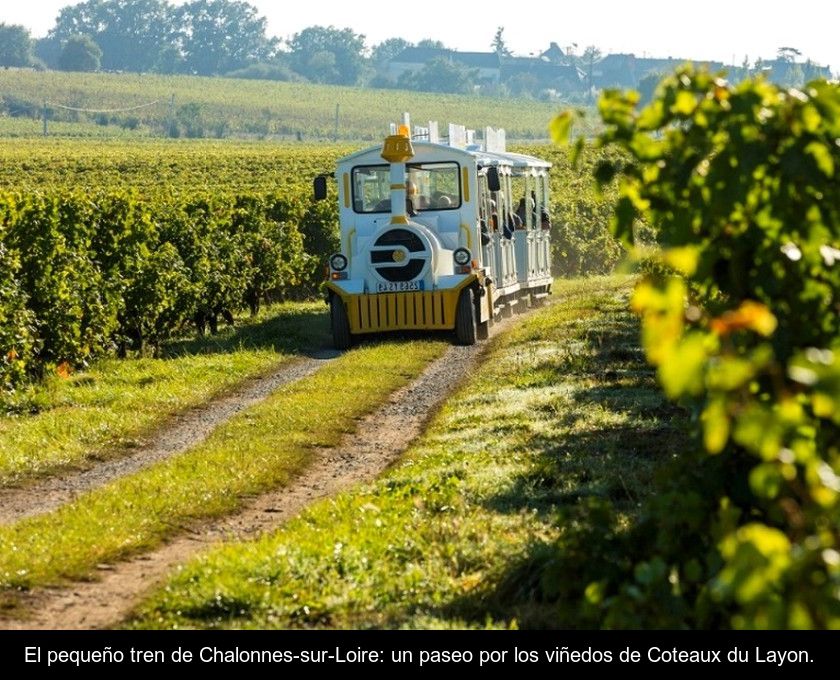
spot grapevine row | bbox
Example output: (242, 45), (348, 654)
(0, 191), (338, 392)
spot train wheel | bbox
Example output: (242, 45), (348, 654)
(330, 294), (352, 350)
(454, 289), (477, 345)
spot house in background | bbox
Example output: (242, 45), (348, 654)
(592, 54), (729, 89)
(501, 42), (582, 91)
(388, 47), (501, 84)
(758, 58), (832, 84)
(386, 44), (833, 95)
(389, 43), (580, 91)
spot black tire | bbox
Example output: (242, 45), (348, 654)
(330, 294), (352, 350)
(454, 288), (477, 345)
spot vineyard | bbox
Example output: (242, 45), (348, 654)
(0, 139), (621, 393)
(0, 68), (837, 633)
(0, 68), (600, 141)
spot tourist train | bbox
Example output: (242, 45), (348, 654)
(315, 114), (552, 348)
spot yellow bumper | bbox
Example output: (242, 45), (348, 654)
(327, 277), (477, 335)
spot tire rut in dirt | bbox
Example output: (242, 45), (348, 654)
(0, 351), (340, 526)
(0, 341), (487, 630)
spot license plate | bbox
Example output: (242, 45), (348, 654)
(376, 281), (424, 293)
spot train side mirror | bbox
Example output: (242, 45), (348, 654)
(487, 167), (501, 193)
(313, 176), (328, 201)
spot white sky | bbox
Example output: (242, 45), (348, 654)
(3, 0), (839, 70)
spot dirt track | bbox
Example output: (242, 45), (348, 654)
(0, 352), (339, 526)
(0, 341), (487, 630)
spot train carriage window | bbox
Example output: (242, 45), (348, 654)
(352, 162), (461, 213)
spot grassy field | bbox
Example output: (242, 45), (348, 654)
(0, 338), (447, 591)
(0, 301), (329, 485)
(128, 276), (689, 629)
(0, 68), (598, 141)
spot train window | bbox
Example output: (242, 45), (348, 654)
(352, 162), (461, 213)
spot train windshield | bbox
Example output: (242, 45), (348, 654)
(352, 162), (461, 213)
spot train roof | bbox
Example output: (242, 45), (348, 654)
(337, 141), (552, 170)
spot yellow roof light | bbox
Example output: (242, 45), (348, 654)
(381, 134), (415, 163)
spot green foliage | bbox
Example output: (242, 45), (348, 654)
(0, 23), (33, 68)
(0, 243), (36, 393)
(58, 34), (102, 72)
(176, 0), (277, 76)
(398, 57), (476, 95)
(492, 27), (512, 57)
(559, 68), (840, 628)
(0, 189), (317, 389)
(287, 26), (366, 86)
(51, 0), (174, 72)
(2, 194), (119, 370)
(48, 0), (275, 75)
(370, 38), (411, 67)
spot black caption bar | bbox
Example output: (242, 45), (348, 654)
(2, 630), (834, 673)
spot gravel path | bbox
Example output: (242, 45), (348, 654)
(0, 341), (487, 630)
(0, 351), (339, 526)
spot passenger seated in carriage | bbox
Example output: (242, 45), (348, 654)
(540, 208), (551, 230)
(516, 196), (531, 225)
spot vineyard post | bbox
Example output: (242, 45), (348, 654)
(42, 102), (48, 137)
(334, 103), (339, 142)
(168, 94), (175, 137)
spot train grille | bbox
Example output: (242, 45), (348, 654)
(371, 228), (427, 283)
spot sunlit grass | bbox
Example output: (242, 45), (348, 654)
(0, 338), (446, 591)
(0, 300), (329, 485)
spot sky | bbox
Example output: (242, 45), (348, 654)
(3, 0), (839, 70)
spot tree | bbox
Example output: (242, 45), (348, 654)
(287, 26), (365, 85)
(154, 45), (185, 74)
(492, 26), (511, 57)
(34, 36), (62, 69)
(399, 57), (475, 94)
(371, 38), (411, 66)
(58, 34), (102, 72)
(776, 46), (802, 62)
(581, 45), (602, 102)
(0, 24), (33, 67)
(50, 0), (178, 72)
(506, 72), (539, 97)
(176, 1), (276, 76)
(416, 38), (446, 50)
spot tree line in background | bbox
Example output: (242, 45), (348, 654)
(0, 0), (831, 101)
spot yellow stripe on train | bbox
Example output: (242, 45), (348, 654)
(327, 278), (474, 334)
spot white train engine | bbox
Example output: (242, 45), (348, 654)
(316, 116), (552, 349)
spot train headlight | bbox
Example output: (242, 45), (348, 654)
(329, 253), (348, 272)
(453, 248), (471, 266)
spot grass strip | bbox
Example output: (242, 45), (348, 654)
(0, 301), (329, 485)
(0, 339), (446, 590)
(129, 276), (687, 629)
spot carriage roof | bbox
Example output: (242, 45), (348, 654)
(336, 142), (551, 171)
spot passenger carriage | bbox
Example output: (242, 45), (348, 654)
(315, 115), (552, 349)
